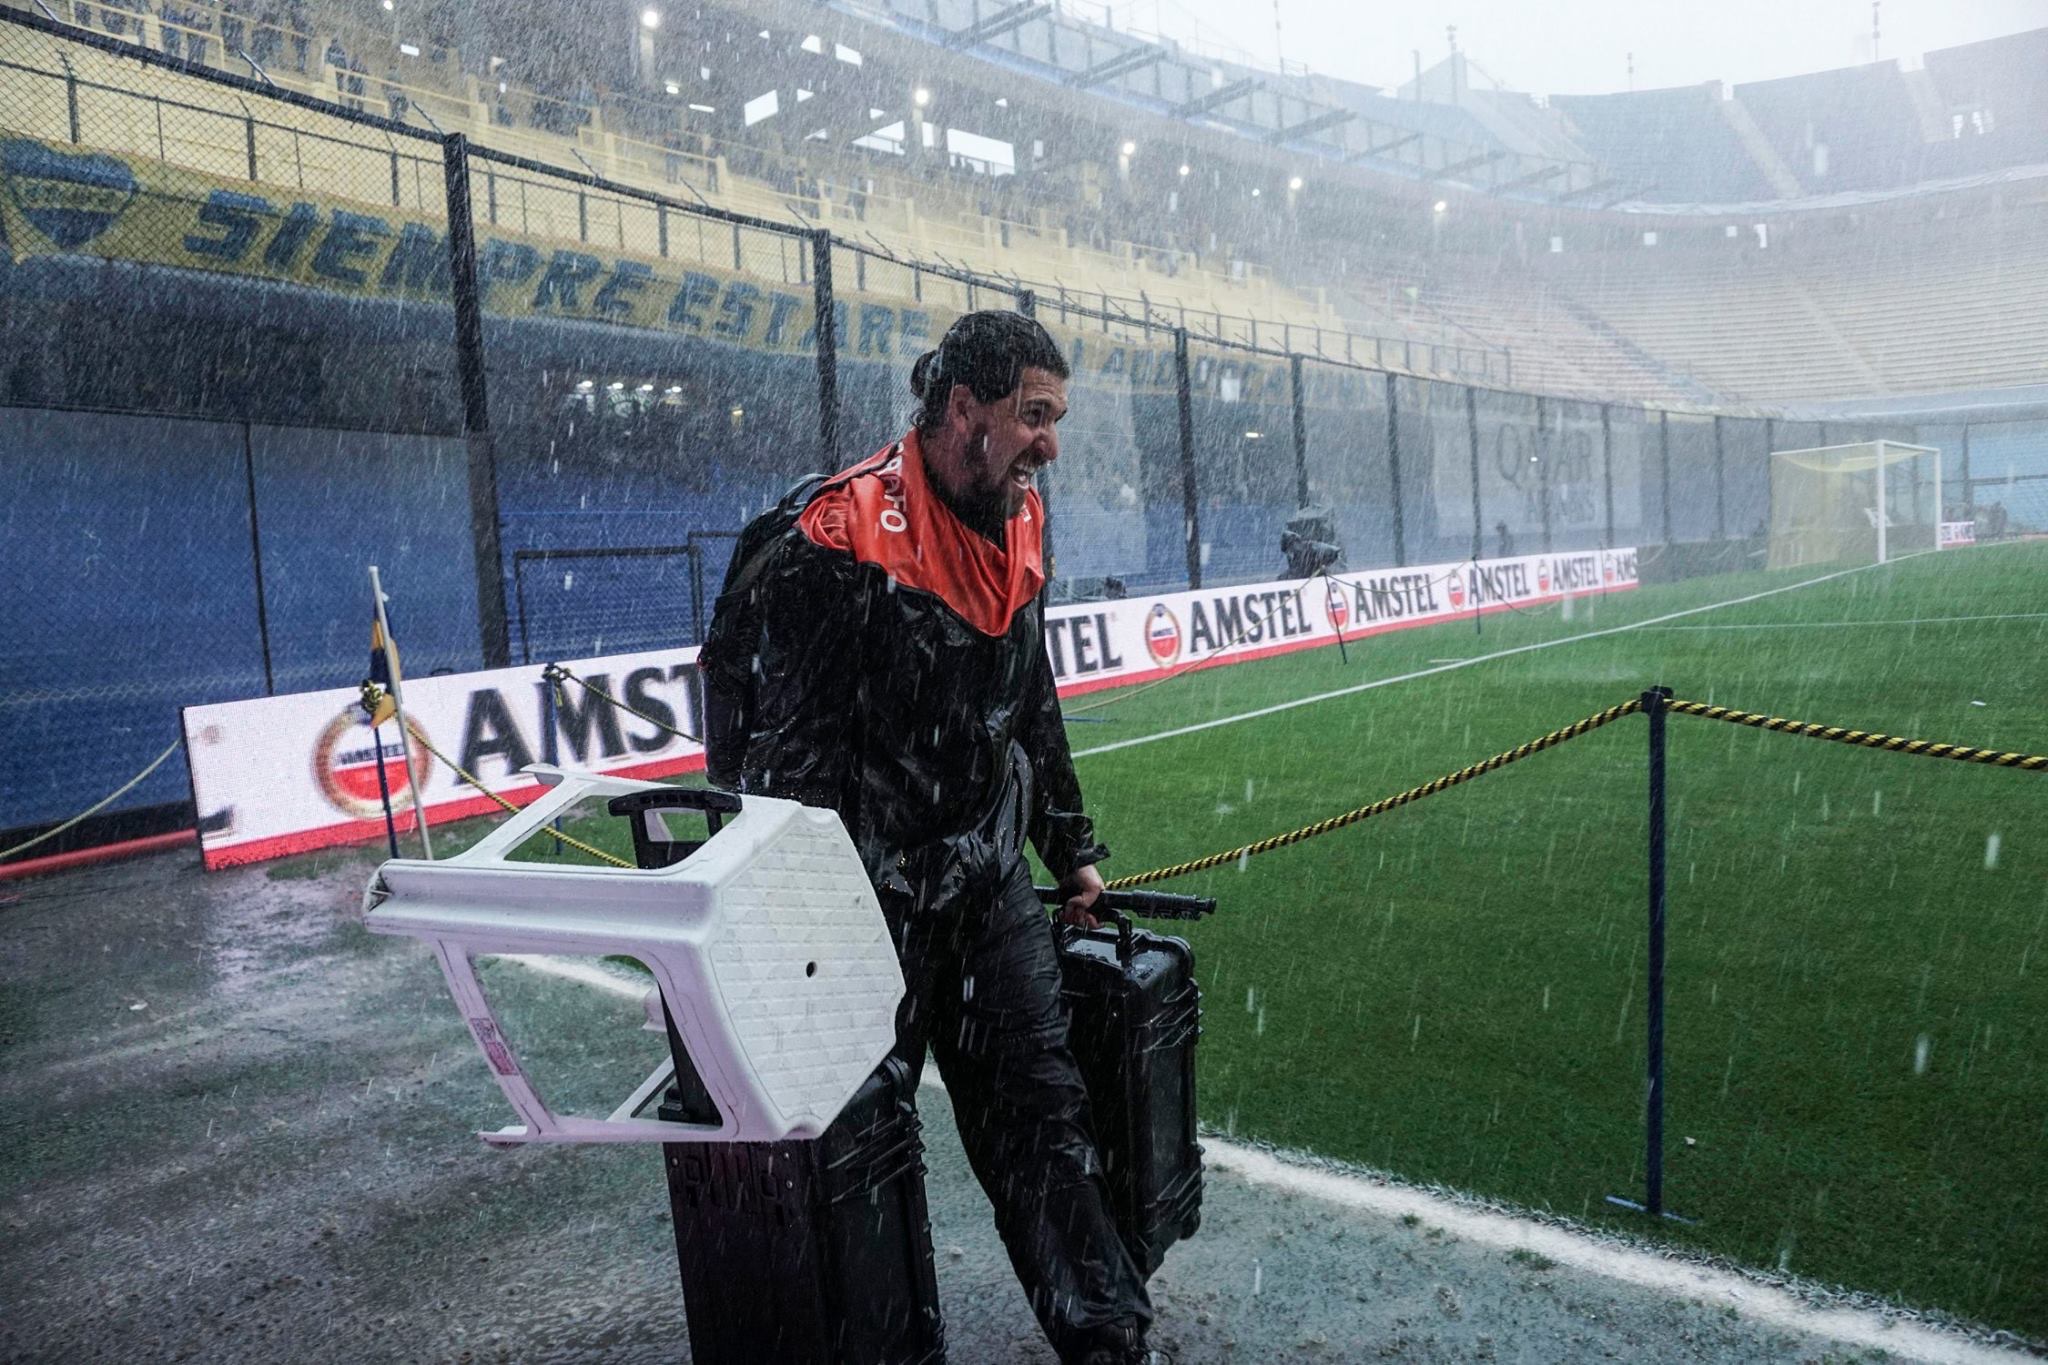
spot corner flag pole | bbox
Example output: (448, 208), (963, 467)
(369, 565), (434, 859)
(369, 720), (401, 859)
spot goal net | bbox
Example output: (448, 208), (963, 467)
(1767, 442), (1943, 570)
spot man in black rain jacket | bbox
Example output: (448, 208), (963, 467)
(699, 311), (1156, 1365)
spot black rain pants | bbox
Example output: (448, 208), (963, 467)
(881, 853), (1152, 1364)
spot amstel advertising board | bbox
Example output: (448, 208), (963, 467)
(183, 548), (1638, 869)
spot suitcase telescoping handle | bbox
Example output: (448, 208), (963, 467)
(1035, 887), (1216, 969)
(1031, 886), (1217, 921)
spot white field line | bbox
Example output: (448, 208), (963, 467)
(1203, 1141), (2033, 1365)
(499, 950), (2030, 1364)
(1071, 561), (1890, 761)
(1641, 611), (2048, 631)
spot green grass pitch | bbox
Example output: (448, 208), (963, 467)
(1068, 541), (2047, 1337)
(456, 541), (2048, 1336)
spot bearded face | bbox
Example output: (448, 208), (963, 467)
(930, 367), (1069, 523)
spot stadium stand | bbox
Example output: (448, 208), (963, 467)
(0, 0), (1394, 368)
(1536, 203), (2048, 401)
(1733, 61), (1937, 196)
(18, 0), (2039, 407)
(3, 0), (2046, 861)
(1918, 28), (2048, 179)
(1550, 84), (1786, 205)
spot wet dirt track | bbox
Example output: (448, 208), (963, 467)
(0, 846), (2026, 1364)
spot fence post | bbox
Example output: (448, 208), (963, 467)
(1712, 415), (1727, 541)
(440, 133), (511, 669)
(240, 423), (275, 695)
(811, 230), (840, 470)
(1536, 395), (1553, 554)
(1659, 411), (1674, 546)
(1465, 385), (1483, 561)
(1174, 328), (1202, 590)
(1288, 353), (1308, 508)
(1602, 404), (1615, 549)
(1385, 372), (1406, 567)
(1016, 289), (1055, 581)
(245, 113), (259, 181)
(64, 58), (81, 145)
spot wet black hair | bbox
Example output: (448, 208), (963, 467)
(908, 310), (1069, 435)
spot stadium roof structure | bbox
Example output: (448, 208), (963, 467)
(788, 2), (2048, 215)
(791, 0), (1604, 203)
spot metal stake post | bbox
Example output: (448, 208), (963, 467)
(1607, 685), (1689, 1223)
(1644, 683), (1669, 1216)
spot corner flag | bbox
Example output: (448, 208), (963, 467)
(368, 613), (401, 728)
(368, 565), (433, 859)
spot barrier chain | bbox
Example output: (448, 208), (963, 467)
(545, 663), (702, 745)
(0, 737), (185, 864)
(359, 670), (2048, 889)
(1106, 693), (2045, 891)
(1665, 699), (2048, 771)
(1103, 696), (1646, 890)
(360, 683), (635, 870)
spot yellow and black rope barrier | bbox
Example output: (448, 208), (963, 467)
(1665, 699), (2048, 771)
(1104, 696), (1645, 891)
(1105, 691), (2044, 891)
(545, 663), (702, 746)
(363, 683), (635, 869)
(414, 662), (2048, 888)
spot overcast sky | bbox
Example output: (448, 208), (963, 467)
(1109, 0), (2048, 97)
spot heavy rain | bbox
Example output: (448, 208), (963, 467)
(2, 0), (2046, 1360)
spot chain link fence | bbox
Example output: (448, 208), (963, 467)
(0, 3), (2034, 852)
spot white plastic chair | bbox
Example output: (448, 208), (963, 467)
(362, 766), (903, 1146)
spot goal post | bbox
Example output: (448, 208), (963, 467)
(1767, 441), (1943, 570)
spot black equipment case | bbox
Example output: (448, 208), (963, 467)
(608, 788), (947, 1365)
(657, 1058), (945, 1365)
(1044, 888), (1214, 1280)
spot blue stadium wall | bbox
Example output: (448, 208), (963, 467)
(5, 251), (2045, 852)
(0, 254), (827, 837)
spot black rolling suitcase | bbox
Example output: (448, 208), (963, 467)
(657, 1057), (946, 1365)
(607, 788), (945, 1365)
(1044, 888), (1215, 1280)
